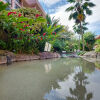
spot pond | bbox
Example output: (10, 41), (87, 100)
(0, 58), (100, 100)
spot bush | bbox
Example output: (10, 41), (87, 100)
(77, 51), (86, 56)
(51, 39), (65, 52)
(0, 1), (8, 11)
(64, 41), (78, 52)
(95, 39), (100, 52)
(0, 40), (6, 49)
(0, 8), (46, 54)
(84, 32), (95, 51)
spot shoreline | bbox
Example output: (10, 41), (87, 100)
(80, 56), (100, 63)
(80, 51), (100, 69)
(0, 51), (61, 65)
(80, 51), (100, 63)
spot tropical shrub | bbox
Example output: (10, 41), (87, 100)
(0, 40), (6, 49)
(95, 39), (100, 52)
(77, 51), (86, 56)
(95, 62), (100, 69)
(0, 8), (46, 53)
(84, 32), (95, 51)
(51, 39), (65, 52)
(0, 8), (63, 54)
(0, 1), (8, 11)
(80, 32), (95, 51)
(64, 41), (75, 52)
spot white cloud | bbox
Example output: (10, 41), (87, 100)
(50, 4), (74, 31)
(86, 0), (100, 33)
(86, 0), (100, 23)
(49, 0), (100, 34)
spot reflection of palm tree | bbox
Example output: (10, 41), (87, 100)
(67, 68), (93, 100)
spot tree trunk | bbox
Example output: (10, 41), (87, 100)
(82, 33), (85, 51)
(79, 35), (80, 51)
(80, 22), (84, 51)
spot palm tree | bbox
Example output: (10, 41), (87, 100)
(73, 22), (88, 50)
(66, 0), (95, 51)
(40, 14), (63, 36)
(46, 14), (63, 33)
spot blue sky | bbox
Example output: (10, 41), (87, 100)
(39, 0), (100, 35)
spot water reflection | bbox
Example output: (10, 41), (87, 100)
(44, 64), (52, 73)
(44, 59), (95, 100)
(67, 67), (93, 100)
(0, 58), (99, 100)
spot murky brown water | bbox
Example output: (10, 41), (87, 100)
(0, 58), (100, 100)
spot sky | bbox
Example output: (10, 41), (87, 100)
(39, 0), (100, 35)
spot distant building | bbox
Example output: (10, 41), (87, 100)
(1, 0), (46, 17)
(95, 35), (100, 40)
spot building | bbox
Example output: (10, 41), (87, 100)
(95, 35), (100, 40)
(1, 0), (46, 17)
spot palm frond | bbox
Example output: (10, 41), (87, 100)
(85, 0), (90, 1)
(54, 26), (64, 33)
(52, 19), (59, 27)
(86, 8), (92, 15)
(46, 14), (52, 26)
(67, 0), (75, 3)
(83, 22), (89, 25)
(82, 26), (88, 31)
(65, 6), (74, 12)
(69, 12), (78, 20)
(69, 13), (73, 20)
(87, 2), (95, 7)
(72, 12), (78, 19)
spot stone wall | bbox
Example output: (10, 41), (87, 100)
(83, 51), (100, 59)
(80, 51), (100, 63)
(0, 51), (61, 65)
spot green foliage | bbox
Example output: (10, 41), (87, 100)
(84, 32), (95, 51)
(43, 15), (63, 36)
(95, 39), (100, 52)
(95, 45), (100, 52)
(51, 39), (65, 52)
(0, 8), (64, 54)
(0, 40), (6, 49)
(66, 0), (95, 22)
(0, 1), (8, 11)
(64, 40), (78, 52)
(0, 8), (46, 54)
(77, 51), (86, 56)
(66, 0), (95, 51)
(95, 62), (100, 69)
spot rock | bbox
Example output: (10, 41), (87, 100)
(0, 51), (61, 65)
(15, 54), (40, 61)
(39, 52), (61, 59)
(84, 51), (97, 58)
(97, 52), (100, 59)
(81, 51), (100, 63)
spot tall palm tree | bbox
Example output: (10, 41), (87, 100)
(66, 0), (95, 51)
(73, 22), (88, 50)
